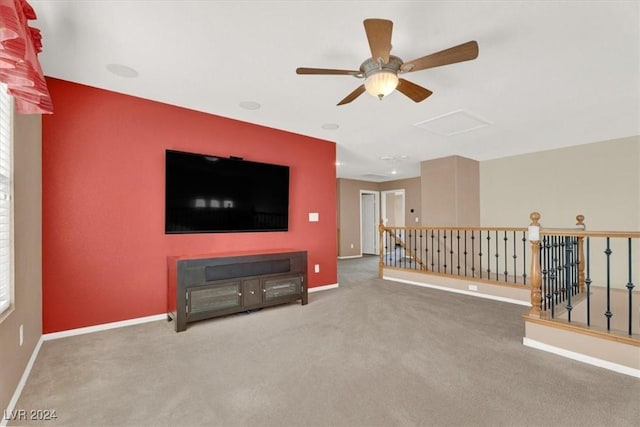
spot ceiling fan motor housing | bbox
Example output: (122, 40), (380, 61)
(360, 55), (403, 77)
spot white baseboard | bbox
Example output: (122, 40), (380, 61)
(309, 283), (339, 293)
(42, 314), (167, 341)
(383, 276), (531, 307)
(523, 337), (640, 378)
(2, 336), (44, 427)
(337, 255), (363, 259)
(3, 313), (167, 425)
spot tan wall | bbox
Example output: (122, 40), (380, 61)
(480, 136), (640, 287)
(480, 136), (640, 230)
(337, 179), (380, 257)
(0, 113), (42, 413)
(337, 177), (421, 257)
(379, 177), (422, 226)
(421, 155), (480, 226)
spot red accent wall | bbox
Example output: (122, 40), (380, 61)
(42, 78), (337, 333)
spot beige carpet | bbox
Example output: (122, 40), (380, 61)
(10, 256), (640, 426)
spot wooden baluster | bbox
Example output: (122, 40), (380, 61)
(576, 214), (586, 293)
(529, 212), (542, 318)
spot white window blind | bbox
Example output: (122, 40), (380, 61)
(0, 84), (12, 315)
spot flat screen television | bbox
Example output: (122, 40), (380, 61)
(165, 149), (290, 233)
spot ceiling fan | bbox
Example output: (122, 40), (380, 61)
(296, 18), (479, 106)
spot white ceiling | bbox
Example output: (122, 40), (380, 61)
(30, 1), (639, 182)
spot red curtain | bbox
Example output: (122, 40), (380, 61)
(0, 0), (52, 114)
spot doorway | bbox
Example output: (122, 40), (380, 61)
(380, 189), (405, 227)
(360, 190), (380, 255)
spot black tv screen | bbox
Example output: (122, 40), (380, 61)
(165, 150), (290, 233)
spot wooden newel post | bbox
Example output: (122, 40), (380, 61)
(528, 212), (542, 318)
(576, 214), (586, 293)
(378, 220), (384, 278)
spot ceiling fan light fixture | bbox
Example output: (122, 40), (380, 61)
(364, 70), (398, 100)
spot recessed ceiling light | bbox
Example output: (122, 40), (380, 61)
(321, 123), (339, 130)
(239, 101), (261, 110)
(391, 170), (398, 175)
(106, 63), (139, 78)
(380, 156), (394, 161)
(335, 161), (342, 166)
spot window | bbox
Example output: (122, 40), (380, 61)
(0, 83), (12, 316)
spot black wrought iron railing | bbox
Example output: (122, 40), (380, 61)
(379, 213), (639, 338)
(379, 225), (529, 286)
(529, 213), (639, 337)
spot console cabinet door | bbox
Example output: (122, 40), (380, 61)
(242, 278), (262, 307)
(263, 275), (302, 301)
(187, 281), (241, 317)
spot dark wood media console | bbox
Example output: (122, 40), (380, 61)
(167, 250), (308, 332)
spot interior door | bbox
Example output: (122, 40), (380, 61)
(361, 192), (377, 255)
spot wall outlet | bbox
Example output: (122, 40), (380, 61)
(19, 324), (23, 346)
(314, 264), (320, 273)
(468, 284), (478, 291)
(350, 243), (354, 249)
(308, 212), (319, 222)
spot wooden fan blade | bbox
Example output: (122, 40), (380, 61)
(396, 78), (433, 103)
(401, 41), (479, 73)
(296, 67), (361, 75)
(337, 85), (366, 106)
(363, 19), (393, 64)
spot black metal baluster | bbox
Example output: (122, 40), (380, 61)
(512, 231), (517, 284)
(430, 230), (435, 271)
(408, 228), (412, 268)
(495, 230), (500, 281)
(385, 229), (389, 266)
(552, 236), (559, 306)
(626, 238), (634, 335)
(604, 237), (612, 331)
(425, 228), (429, 272)
(542, 236), (550, 313)
(559, 237), (566, 305)
(383, 230), (388, 266)
(387, 230), (392, 267)
(413, 228), (419, 270)
(522, 231), (528, 284)
(397, 228), (402, 269)
(503, 231), (508, 282)
(565, 236), (573, 322)
(586, 237), (592, 326)
(450, 229), (454, 276)
(573, 237), (579, 296)
(437, 229), (441, 273)
(392, 228), (396, 267)
(478, 230), (483, 279)
(464, 230), (468, 277)
(549, 236), (557, 316)
(457, 230), (461, 277)
(471, 231), (476, 278)
(486, 231), (491, 278)
(419, 229), (423, 271)
(442, 230), (447, 273)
